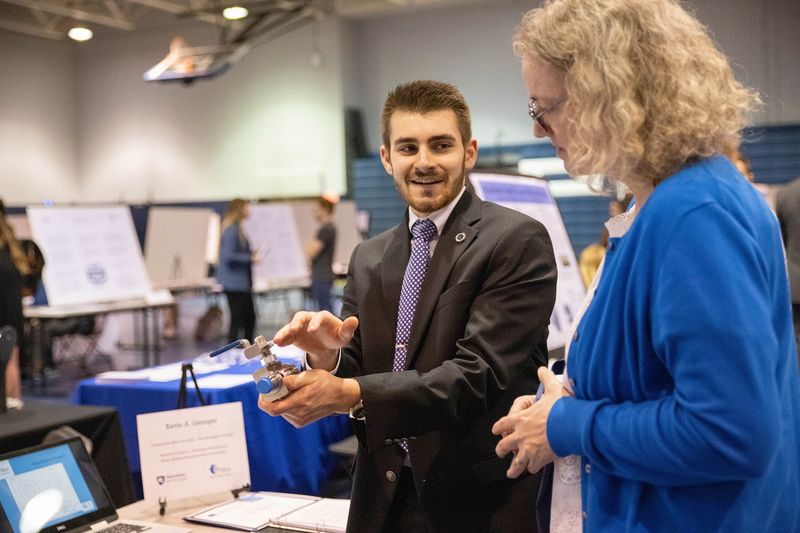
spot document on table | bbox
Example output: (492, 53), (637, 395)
(184, 492), (349, 532)
(271, 497), (350, 533)
(194, 373), (254, 389)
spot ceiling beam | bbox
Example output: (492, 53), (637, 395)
(0, 17), (63, 40)
(125, 0), (224, 26)
(0, 0), (136, 30)
(103, 0), (128, 21)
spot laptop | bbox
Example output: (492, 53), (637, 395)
(0, 437), (188, 533)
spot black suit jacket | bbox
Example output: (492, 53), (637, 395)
(338, 190), (557, 532)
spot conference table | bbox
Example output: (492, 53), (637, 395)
(73, 358), (352, 499)
(25, 295), (175, 372)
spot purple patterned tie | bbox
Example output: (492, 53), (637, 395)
(393, 218), (437, 453)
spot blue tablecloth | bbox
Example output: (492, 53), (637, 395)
(73, 361), (351, 498)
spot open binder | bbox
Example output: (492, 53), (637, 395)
(184, 491), (349, 533)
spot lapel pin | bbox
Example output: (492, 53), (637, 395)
(455, 232), (466, 243)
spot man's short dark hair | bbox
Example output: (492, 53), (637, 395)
(381, 80), (472, 149)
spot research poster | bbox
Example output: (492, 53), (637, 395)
(470, 173), (586, 350)
(245, 203), (309, 291)
(27, 206), (152, 306)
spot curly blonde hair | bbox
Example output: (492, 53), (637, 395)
(513, 0), (760, 186)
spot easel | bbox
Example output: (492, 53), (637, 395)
(176, 363), (206, 409)
(157, 363), (249, 515)
(169, 255), (185, 282)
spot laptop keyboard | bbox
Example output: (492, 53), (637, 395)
(97, 523), (150, 533)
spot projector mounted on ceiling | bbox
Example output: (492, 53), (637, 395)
(143, 0), (324, 84)
(143, 41), (251, 83)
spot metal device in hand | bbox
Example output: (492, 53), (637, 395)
(209, 336), (300, 401)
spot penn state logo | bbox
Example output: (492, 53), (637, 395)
(85, 264), (107, 285)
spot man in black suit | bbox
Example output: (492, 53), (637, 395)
(262, 80), (557, 532)
(777, 177), (800, 362)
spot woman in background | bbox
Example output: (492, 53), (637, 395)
(0, 199), (29, 409)
(493, 0), (800, 531)
(217, 199), (258, 343)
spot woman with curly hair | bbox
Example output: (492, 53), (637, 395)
(492, 0), (800, 531)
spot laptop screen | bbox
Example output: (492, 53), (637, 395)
(0, 438), (116, 533)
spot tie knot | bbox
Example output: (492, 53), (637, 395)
(411, 219), (437, 242)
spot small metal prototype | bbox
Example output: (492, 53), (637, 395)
(209, 335), (300, 401)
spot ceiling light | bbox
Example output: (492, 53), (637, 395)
(68, 27), (93, 41)
(223, 6), (249, 20)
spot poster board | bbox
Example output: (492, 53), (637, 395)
(144, 207), (213, 287)
(470, 173), (585, 350)
(26, 205), (152, 306)
(244, 203), (309, 291)
(291, 200), (363, 275)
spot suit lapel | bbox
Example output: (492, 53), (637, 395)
(405, 191), (481, 368)
(381, 214), (412, 332)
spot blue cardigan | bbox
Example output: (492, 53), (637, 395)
(215, 223), (253, 292)
(548, 156), (800, 531)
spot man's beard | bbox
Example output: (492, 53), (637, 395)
(400, 163), (466, 214)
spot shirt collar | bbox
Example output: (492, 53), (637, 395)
(407, 187), (466, 237)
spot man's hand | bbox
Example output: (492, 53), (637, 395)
(258, 370), (361, 428)
(492, 366), (569, 477)
(272, 311), (359, 370)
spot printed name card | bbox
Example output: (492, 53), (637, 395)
(137, 402), (250, 502)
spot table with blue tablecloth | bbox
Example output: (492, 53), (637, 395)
(73, 360), (352, 498)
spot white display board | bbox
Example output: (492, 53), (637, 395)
(244, 203), (309, 291)
(291, 200), (363, 275)
(27, 205), (152, 306)
(470, 173), (586, 350)
(144, 207), (213, 285)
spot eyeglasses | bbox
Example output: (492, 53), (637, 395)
(528, 97), (566, 131)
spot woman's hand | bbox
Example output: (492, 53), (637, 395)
(492, 366), (570, 477)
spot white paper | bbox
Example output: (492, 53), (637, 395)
(274, 498), (350, 533)
(144, 363), (185, 382)
(195, 374), (254, 389)
(94, 369), (152, 382)
(189, 492), (317, 530)
(137, 402), (250, 502)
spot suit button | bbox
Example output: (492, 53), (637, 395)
(384, 439), (393, 446)
(585, 464), (591, 474)
(386, 471), (397, 482)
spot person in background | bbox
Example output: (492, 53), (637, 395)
(776, 177), (800, 364)
(578, 196), (631, 288)
(492, 1), (800, 531)
(216, 199), (258, 343)
(0, 199), (29, 409)
(577, 226), (607, 289)
(261, 80), (557, 532)
(305, 196), (337, 312)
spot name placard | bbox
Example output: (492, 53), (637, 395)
(136, 402), (250, 502)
